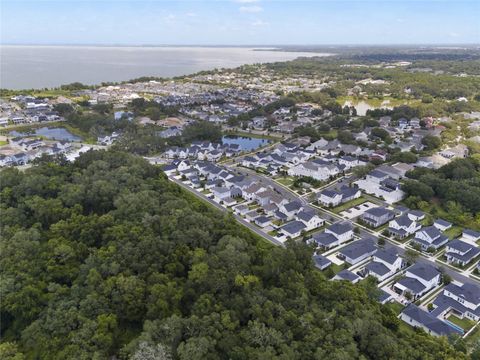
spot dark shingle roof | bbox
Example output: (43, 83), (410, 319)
(334, 269), (360, 282)
(339, 239), (377, 261)
(401, 304), (462, 336)
(407, 263), (440, 282)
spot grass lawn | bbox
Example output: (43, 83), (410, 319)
(276, 177), (294, 186)
(444, 226), (463, 240)
(331, 197), (367, 214)
(324, 263), (344, 278)
(447, 314), (476, 332)
(466, 325), (480, 346)
(385, 301), (404, 315)
(0, 140), (8, 146)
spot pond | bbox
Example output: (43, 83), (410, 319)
(222, 135), (270, 151)
(343, 100), (393, 116)
(10, 127), (82, 141)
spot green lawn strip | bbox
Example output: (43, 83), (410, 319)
(447, 314), (476, 332)
(385, 301), (405, 315)
(331, 197), (367, 214)
(444, 226), (463, 240)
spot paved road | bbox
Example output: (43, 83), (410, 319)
(169, 164), (480, 287)
(170, 176), (285, 247)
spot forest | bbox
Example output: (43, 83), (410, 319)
(0, 151), (474, 359)
(402, 158), (480, 230)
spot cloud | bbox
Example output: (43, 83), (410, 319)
(185, 12), (197, 17)
(239, 5), (263, 13)
(251, 19), (269, 27)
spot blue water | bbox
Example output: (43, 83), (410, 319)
(222, 135), (270, 151)
(10, 127), (81, 141)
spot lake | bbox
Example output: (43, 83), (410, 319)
(1, 46), (332, 89)
(222, 135), (269, 151)
(10, 127), (82, 141)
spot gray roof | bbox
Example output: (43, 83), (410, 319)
(334, 269), (360, 282)
(327, 222), (353, 236)
(374, 248), (399, 265)
(407, 263), (440, 282)
(296, 210), (316, 222)
(363, 207), (395, 219)
(255, 216), (271, 224)
(417, 226), (442, 240)
(339, 239), (377, 261)
(283, 201), (303, 212)
(313, 255), (331, 269)
(434, 219), (452, 227)
(366, 261), (390, 276)
(311, 232), (338, 247)
(397, 277), (427, 294)
(320, 189), (339, 198)
(369, 169), (388, 178)
(280, 221), (306, 236)
(444, 283), (480, 306)
(401, 304), (462, 336)
(464, 229), (480, 239)
(448, 239), (475, 253)
(393, 215), (414, 227)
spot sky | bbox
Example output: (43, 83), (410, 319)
(1, 0), (479, 45)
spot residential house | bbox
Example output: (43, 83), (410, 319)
(433, 219), (452, 232)
(461, 229), (480, 244)
(296, 210), (324, 231)
(279, 220), (307, 239)
(360, 207), (395, 228)
(279, 201), (303, 220)
(399, 304), (461, 337)
(388, 215), (421, 239)
(431, 283), (480, 322)
(254, 216), (272, 228)
(338, 238), (377, 265)
(393, 263), (441, 300)
(445, 240), (480, 267)
(317, 186), (361, 207)
(408, 210), (425, 222)
(412, 226), (449, 251)
(365, 248), (403, 281)
(312, 255), (332, 270)
(333, 269), (361, 284)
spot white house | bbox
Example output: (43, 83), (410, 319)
(388, 215), (421, 239)
(365, 248), (403, 281)
(445, 240), (480, 267)
(296, 210), (324, 231)
(394, 263), (441, 300)
(412, 226), (449, 251)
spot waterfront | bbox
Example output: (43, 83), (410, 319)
(1, 45), (331, 89)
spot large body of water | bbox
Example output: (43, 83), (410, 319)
(1, 46), (331, 89)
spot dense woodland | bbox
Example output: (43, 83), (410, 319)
(0, 151), (474, 359)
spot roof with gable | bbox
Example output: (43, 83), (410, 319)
(280, 221), (306, 236)
(327, 222), (353, 236)
(374, 248), (399, 265)
(334, 269), (360, 282)
(401, 304), (461, 336)
(338, 239), (377, 261)
(407, 263), (440, 282)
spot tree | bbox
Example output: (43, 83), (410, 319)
(421, 135), (442, 150)
(131, 342), (172, 360)
(404, 249), (419, 265)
